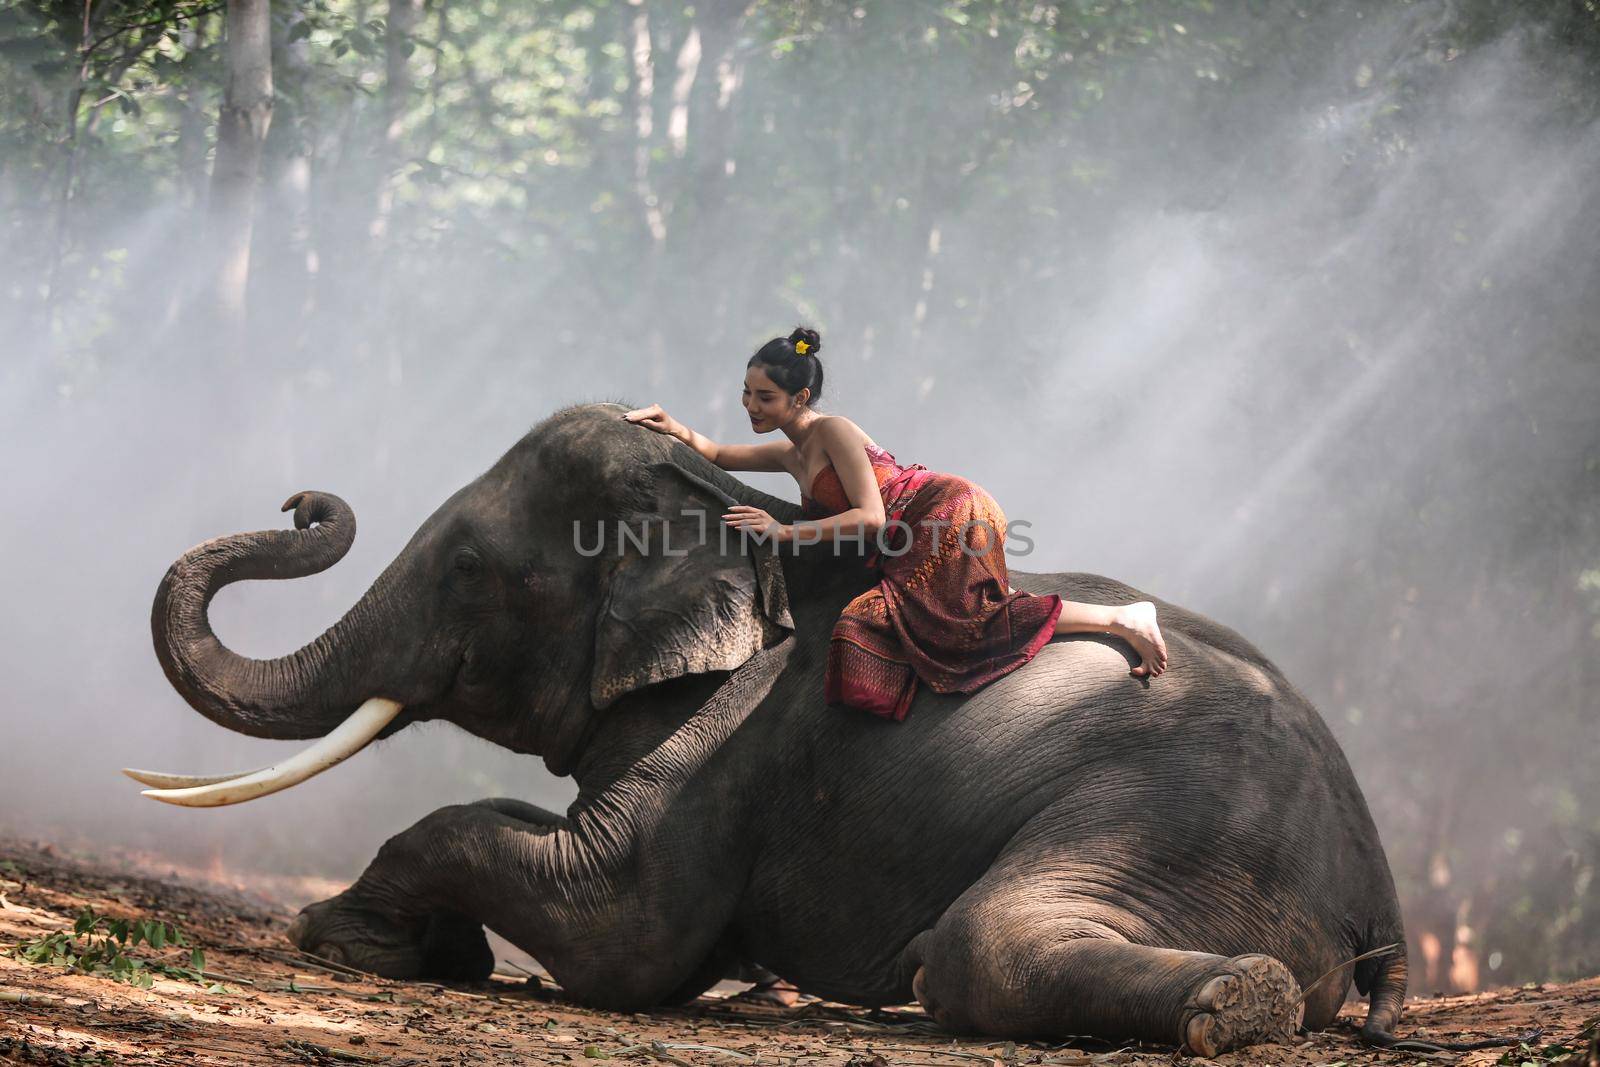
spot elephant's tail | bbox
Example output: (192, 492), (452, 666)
(1356, 942), (1539, 1052)
(1354, 940), (1406, 1044)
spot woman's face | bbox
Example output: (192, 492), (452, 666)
(743, 366), (805, 432)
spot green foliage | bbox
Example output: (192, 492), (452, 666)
(1494, 1023), (1598, 1066)
(5, 905), (219, 991)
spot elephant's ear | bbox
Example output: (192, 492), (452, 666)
(590, 461), (794, 710)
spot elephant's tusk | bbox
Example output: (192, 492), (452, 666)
(132, 698), (404, 808)
(122, 767), (267, 789)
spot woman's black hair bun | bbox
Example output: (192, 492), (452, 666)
(749, 325), (825, 405)
(787, 326), (822, 356)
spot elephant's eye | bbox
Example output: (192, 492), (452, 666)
(452, 549), (482, 576)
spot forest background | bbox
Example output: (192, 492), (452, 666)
(1, 0), (1597, 999)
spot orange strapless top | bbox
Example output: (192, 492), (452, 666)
(800, 442), (908, 518)
(799, 443), (935, 568)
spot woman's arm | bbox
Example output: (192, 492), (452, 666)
(784, 508), (882, 546)
(621, 404), (788, 471)
(712, 441), (791, 472)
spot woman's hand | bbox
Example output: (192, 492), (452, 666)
(620, 403), (682, 439)
(723, 505), (787, 543)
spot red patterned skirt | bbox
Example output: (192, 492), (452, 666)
(825, 473), (1063, 721)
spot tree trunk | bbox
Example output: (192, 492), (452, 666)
(176, 16), (213, 211)
(370, 0), (422, 248)
(365, 0), (423, 387)
(41, 0), (94, 326)
(209, 0), (274, 347)
(629, 0), (666, 245)
(266, 4), (316, 339)
(689, 0), (747, 214)
(667, 24), (701, 159)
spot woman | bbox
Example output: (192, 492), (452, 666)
(622, 327), (1168, 722)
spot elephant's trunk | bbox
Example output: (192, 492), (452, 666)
(151, 491), (401, 741)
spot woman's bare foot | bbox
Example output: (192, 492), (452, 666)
(1112, 601), (1169, 678)
(734, 977), (803, 1007)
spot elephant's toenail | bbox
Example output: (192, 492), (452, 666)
(1195, 975), (1232, 1011)
(1185, 1012), (1220, 1058)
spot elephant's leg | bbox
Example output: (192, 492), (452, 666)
(293, 641), (789, 999)
(287, 800), (741, 1006)
(290, 798), (568, 982)
(467, 797), (568, 826)
(904, 885), (1304, 1056)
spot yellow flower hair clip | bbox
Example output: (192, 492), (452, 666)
(794, 340), (811, 355)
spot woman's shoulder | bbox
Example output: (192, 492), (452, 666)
(816, 414), (876, 451)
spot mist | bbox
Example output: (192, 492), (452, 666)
(1, 0), (1595, 990)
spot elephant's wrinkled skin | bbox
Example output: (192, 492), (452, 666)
(150, 403), (1408, 1055)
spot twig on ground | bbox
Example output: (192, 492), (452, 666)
(196, 968), (255, 986)
(605, 1037), (753, 1063)
(648, 1048), (695, 1067)
(433, 985), (491, 1000)
(179, 1043), (261, 1057)
(267, 979), (341, 994)
(0, 987), (94, 1010)
(870, 1045), (1005, 1063)
(282, 1037), (387, 1062)
(258, 947), (372, 980)
(655, 1041), (754, 1060)
(744, 1013), (919, 1033)
(0, 893), (43, 915)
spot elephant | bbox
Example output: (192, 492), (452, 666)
(139, 401), (1416, 1057)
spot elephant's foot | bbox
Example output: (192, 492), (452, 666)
(288, 891), (493, 983)
(1180, 954), (1304, 1058)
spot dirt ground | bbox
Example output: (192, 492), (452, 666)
(2, 838), (1596, 1067)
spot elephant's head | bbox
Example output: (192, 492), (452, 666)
(136, 403), (799, 804)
